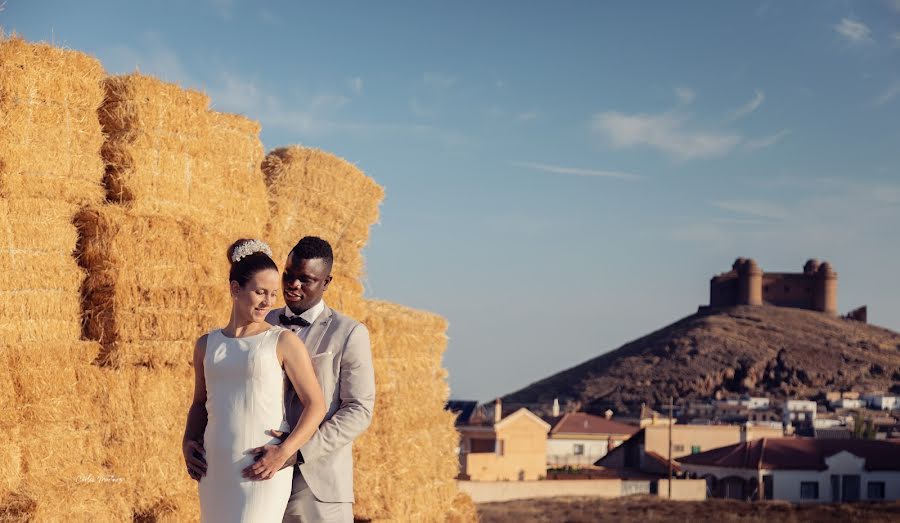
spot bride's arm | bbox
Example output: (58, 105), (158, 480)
(245, 330), (326, 479)
(182, 335), (209, 481)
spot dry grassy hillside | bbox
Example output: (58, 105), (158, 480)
(504, 305), (900, 415)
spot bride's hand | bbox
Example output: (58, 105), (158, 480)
(242, 444), (289, 481)
(183, 439), (207, 481)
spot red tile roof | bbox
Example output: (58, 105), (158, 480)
(549, 412), (640, 436)
(678, 438), (900, 471)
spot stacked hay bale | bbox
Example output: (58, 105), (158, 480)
(262, 146), (384, 320)
(0, 36), (131, 520)
(352, 300), (463, 522)
(263, 150), (470, 521)
(74, 73), (270, 519)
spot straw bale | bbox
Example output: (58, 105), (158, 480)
(76, 205), (231, 367)
(99, 74), (268, 239)
(446, 492), (479, 523)
(0, 340), (132, 520)
(0, 426), (22, 501)
(0, 36), (106, 204)
(104, 365), (197, 515)
(352, 300), (462, 522)
(0, 199), (85, 344)
(1, 341), (101, 426)
(263, 145), (384, 300)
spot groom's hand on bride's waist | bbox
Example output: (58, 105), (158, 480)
(241, 429), (297, 480)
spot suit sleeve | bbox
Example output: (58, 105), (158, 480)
(298, 323), (375, 462)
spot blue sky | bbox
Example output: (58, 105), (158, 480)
(5, 1), (900, 402)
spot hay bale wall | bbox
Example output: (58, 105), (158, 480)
(0, 37), (130, 520)
(73, 74), (273, 521)
(352, 300), (462, 522)
(1, 35), (470, 522)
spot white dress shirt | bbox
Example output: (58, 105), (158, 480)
(280, 300), (325, 342)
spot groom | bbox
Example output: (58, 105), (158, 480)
(244, 236), (375, 522)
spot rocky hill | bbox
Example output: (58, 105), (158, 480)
(502, 305), (900, 416)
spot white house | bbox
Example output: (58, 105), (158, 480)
(784, 400), (818, 427)
(678, 438), (900, 503)
(862, 394), (899, 411)
(830, 398), (865, 409)
(546, 412), (639, 467)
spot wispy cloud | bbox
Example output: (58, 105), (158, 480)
(100, 32), (196, 87)
(516, 111), (538, 122)
(729, 89), (765, 120)
(886, 0), (900, 14)
(712, 199), (791, 220)
(874, 81), (900, 105)
(671, 223), (730, 244)
(423, 72), (457, 89)
(834, 18), (873, 44)
(743, 128), (791, 151)
(348, 76), (363, 95)
(675, 87), (695, 105)
(516, 162), (642, 181)
(591, 111), (741, 161)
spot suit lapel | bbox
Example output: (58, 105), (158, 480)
(304, 304), (333, 356)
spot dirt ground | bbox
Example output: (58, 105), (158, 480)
(477, 495), (900, 523)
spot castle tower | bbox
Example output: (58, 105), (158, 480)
(803, 259), (820, 275)
(814, 261), (838, 315)
(737, 258), (763, 306)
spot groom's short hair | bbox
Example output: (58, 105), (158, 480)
(290, 236), (334, 270)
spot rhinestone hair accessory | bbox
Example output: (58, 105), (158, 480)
(230, 239), (273, 264)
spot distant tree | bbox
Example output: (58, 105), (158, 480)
(852, 413), (877, 440)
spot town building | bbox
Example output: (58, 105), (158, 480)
(546, 411), (639, 468)
(678, 438), (900, 502)
(596, 422), (784, 477)
(448, 399), (550, 481)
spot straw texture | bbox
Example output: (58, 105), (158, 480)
(77, 205), (231, 367)
(0, 35), (106, 204)
(353, 300), (464, 522)
(99, 73), (268, 240)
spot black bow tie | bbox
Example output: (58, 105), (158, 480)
(279, 314), (311, 328)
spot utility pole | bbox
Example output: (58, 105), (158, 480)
(668, 396), (674, 500)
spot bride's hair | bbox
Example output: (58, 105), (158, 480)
(227, 239), (278, 287)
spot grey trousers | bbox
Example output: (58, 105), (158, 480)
(282, 468), (353, 523)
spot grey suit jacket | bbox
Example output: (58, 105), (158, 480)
(266, 304), (375, 503)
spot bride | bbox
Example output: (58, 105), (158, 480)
(182, 239), (326, 522)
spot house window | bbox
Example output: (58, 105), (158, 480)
(470, 438), (496, 453)
(691, 445), (701, 454)
(867, 481), (885, 500)
(800, 481), (819, 500)
(842, 475), (861, 502)
(573, 444), (585, 456)
(673, 444), (685, 452)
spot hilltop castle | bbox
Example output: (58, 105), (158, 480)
(709, 258), (838, 315)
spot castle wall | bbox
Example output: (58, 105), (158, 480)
(710, 276), (737, 308)
(762, 273), (816, 310)
(709, 259), (838, 315)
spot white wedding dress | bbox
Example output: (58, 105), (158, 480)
(199, 326), (293, 522)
